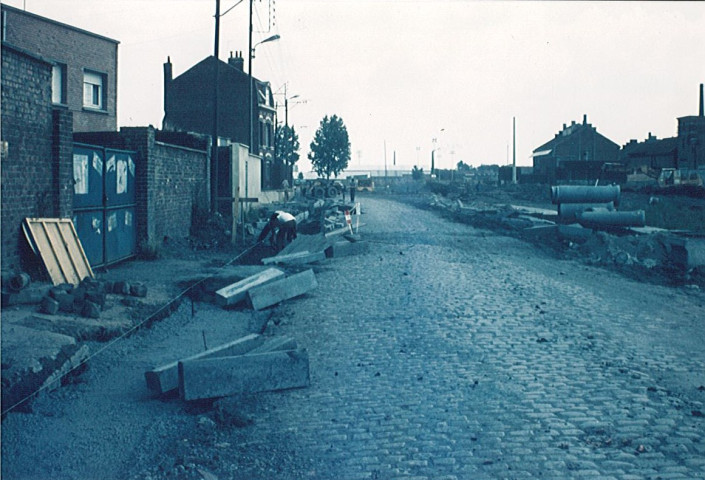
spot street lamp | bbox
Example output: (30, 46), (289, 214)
(248, 33), (280, 154)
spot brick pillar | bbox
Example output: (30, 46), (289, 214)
(52, 108), (74, 218)
(119, 126), (155, 248)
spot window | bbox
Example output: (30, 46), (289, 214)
(52, 63), (67, 104)
(83, 70), (105, 110)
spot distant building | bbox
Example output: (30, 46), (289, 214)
(162, 53), (278, 189)
(532, 114), (621, 184)
(622, 84), (705, 174)
(621, 134), (678, 173)
(1, 4), (119, 132)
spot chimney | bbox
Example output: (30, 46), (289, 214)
(228, 51), (244, 71)
(700, 83), (703, 117)
(583, 114), (587, 125)
(163, 56), (172, 110)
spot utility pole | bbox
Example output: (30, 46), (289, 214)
(384, 140), (387, 180)
(211, 0), (221, 212)
(512, 116), (517, 184)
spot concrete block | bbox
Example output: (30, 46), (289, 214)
(247, 269), (318, 311)
(179, 348), (310, 401)
(144, 333), (265, 395)
(261, 250), (326, 265)
(215, 268), (285, 307)
(41, 296), (59, 315)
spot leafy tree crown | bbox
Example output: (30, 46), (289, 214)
(308, 115), (351, 179)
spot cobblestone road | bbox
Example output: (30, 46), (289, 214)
(247, 196), (705, 479)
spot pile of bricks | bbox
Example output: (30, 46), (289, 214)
(17, 277), (148, 319)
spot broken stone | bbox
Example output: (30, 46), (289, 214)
(56, 292), (75, 312)
(41, 296), (59, 315)
(85, 289), (106, 308)
(113, 281), (130, 295)
(82, 300), (101, 319)
(130, 282), (147, 297)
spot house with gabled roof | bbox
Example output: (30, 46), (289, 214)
(162, 53), (278, 190)
(532, 114), (621, 184)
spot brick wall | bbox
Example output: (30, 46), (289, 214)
(1, 44), (54, 271)
(151, 141), (210, 242)
(2, 4), (118, 133)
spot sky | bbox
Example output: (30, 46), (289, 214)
(5, 0), (705, 174)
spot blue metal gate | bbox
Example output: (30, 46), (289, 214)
(72, 144), (137, 268)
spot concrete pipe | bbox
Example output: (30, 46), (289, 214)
(551, 185), (620, 206)
(577, 210), (645, 228)
(557, 202), (615, 220)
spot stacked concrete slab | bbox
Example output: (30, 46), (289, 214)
(145, 334), (306, 398)
(214, 267), (285, 306)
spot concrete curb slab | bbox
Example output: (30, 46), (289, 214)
(178, 348), (310, 401)
(247, 269), (318, 311)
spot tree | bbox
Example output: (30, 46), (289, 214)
(457, 160), (471, 173)
(412, 165), (424, 180)
(308, 115), (350, 179)
(275, 124), (300, 181)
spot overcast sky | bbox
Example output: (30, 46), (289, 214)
(6, 0), (705, 173)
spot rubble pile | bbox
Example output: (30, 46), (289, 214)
(423, 191), (705, 288)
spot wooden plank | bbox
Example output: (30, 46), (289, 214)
(57, 222), (92, 282)
(23, 218), (94, 286)
(41, 221), (79, 284)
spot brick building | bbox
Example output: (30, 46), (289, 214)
(162, 53), (277, 190)
(1, 41), (74, 271)
(1, 4), (119, 132)
(622, 84), (705, 174)
(2, 5), (210, 273)
(532, 115), (621, 184)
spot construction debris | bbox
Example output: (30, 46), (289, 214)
(214, 268), (285, 307)
(247, 269), (318, 311)
(178, 348), (310, 401)
(145, 333), (266, 395)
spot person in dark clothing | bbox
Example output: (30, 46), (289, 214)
(349, 179), (357, 202)
(257, 211), (297, 251)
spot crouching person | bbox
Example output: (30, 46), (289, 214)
(258, 211), (297, 251)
